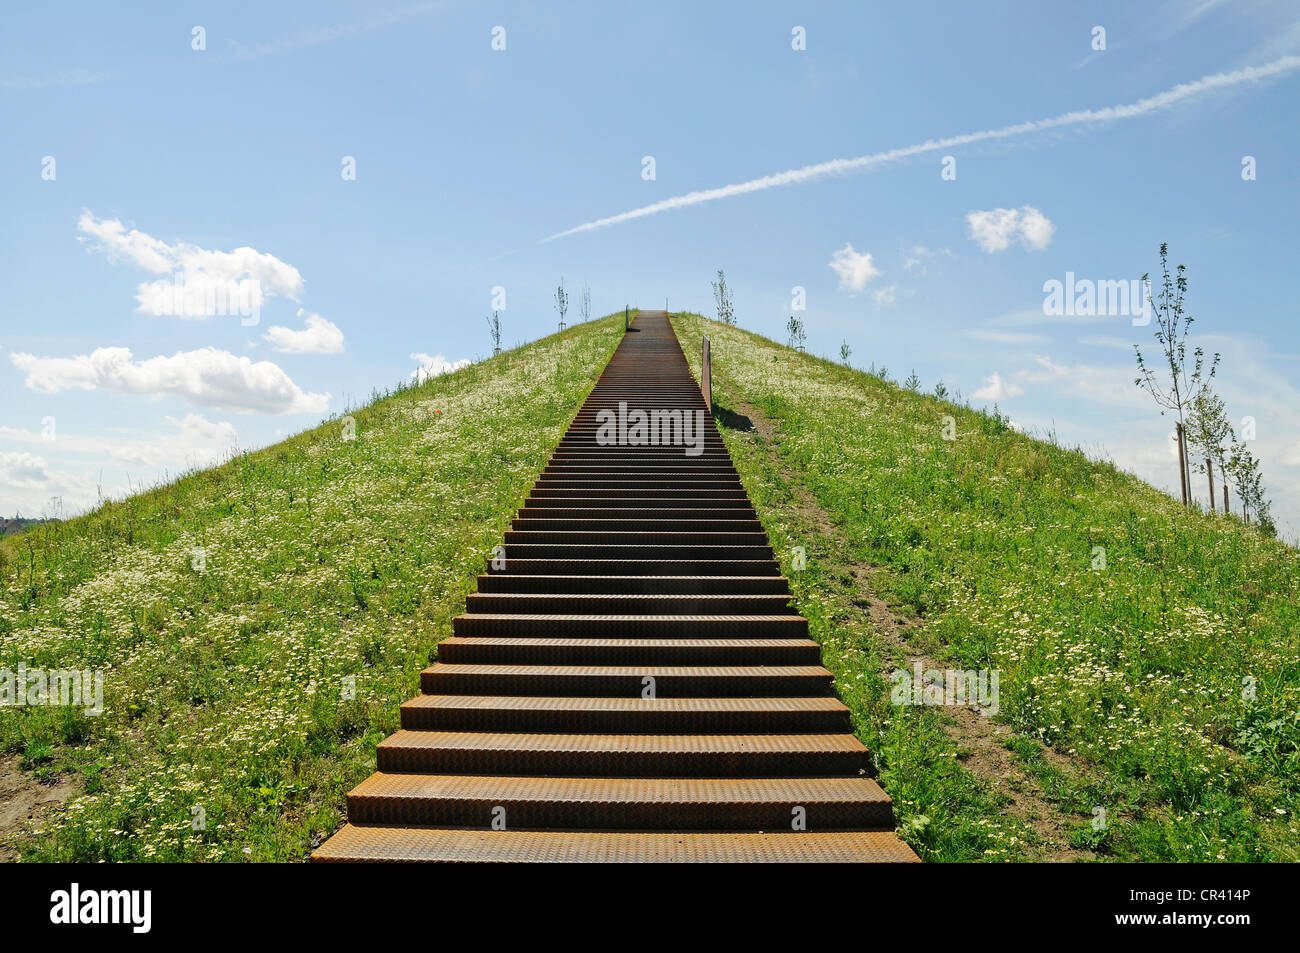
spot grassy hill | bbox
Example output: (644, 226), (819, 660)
(0, 314), (626, 861)
(4, 307), (1296, 863)
(673, 314), (1300, 862)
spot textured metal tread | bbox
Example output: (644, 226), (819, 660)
(486, 559), (783, 576)
(452, 612), (806, 623)
(464, 593), (794, 613)
(400, 695), (850, 713)
(420, 662), (833, 678)
(399, 694), (852, 731)
(352, 773), (890, 804)
(346, 773), (895, 829)
(313, 825), (919, 863)
(451, 613), (809, 638)
(475, 575), (790, 595)
(379, 730), (868, 755)
(439, 637), (818, 648)
(375, 730), (872, 776)
(435, 637), (821, 666)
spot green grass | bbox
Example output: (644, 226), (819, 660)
(0, 314), (628, 861)
(673, 313), (1300, 862)
(6, 305), (1294, 863)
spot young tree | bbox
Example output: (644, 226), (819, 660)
(1133, 243), (1220, 505)
(555, 278), (569, 331)
(839, 340), (852, 366)
(933, 379), (949, 400)
(904, 369), (921, 392)
(1186, 388), (1234, 512)
(711, 269), (736, 326)
(1226, 443), (1276, 535)
(786, 315), (805, 351)
(486, 311), (502, 355)
(580, 281), (591, 323)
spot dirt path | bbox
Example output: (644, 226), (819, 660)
(0, 756), (79, 862)
(718, 384), (1096, 862)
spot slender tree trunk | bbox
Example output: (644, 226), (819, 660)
(1206, 457), (1215, 512)
(1222, 479), (1228, 514)
(1176, 423), (1189, 506)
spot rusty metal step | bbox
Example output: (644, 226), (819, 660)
(419, 662), (834, 697)
(497, 543), (773, 559)
(511, 518), (765, 532)
(436, 637), (822, 666)
(474, 575), (789, 595)
(545, 457), (735, 466)
(525, 490), (752, 503)
(374, 730), (871, 776)
(502, 530), (769, 546)
(464, 592), (792, 614)
(522, 497), (754, 510)
(398, 695), (852, 733)
(450, 613), (808, 638)
(345, 774), (894, 830)
(550, 449), (731, 457)
(314, 826), (920, 863)
(485, 558), (783, 576)
(513, 509), (759, 522)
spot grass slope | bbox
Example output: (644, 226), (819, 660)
(674, 314), (1300, 862)
(0, 314), (627, 861)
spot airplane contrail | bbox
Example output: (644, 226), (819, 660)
(541, 55), (1300, 243)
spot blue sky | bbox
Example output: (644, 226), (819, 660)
(2, 1), (1299, 538)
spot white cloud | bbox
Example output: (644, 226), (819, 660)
(1017, 207), (1056, 250)
(972, 372), (1025, 401)
(872, 284), (898, 307)
(1017, 354), (1072, 382)
(410, 352), (471, 384)
(265, 309), (344, 354)
(1004, 353), (1151, 411)
(77, 210), (304, 319)
(0, 452), (52, 488)
(966, 206), (1056, 253)
(543, 56), (1300, 242)
(0, 415), (238, 470)
(10, 347), (328, 415)
(828, 243), (881, 292)
(902, 245), (952, 275)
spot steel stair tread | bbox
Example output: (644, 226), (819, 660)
(313, 825), (919, 863)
